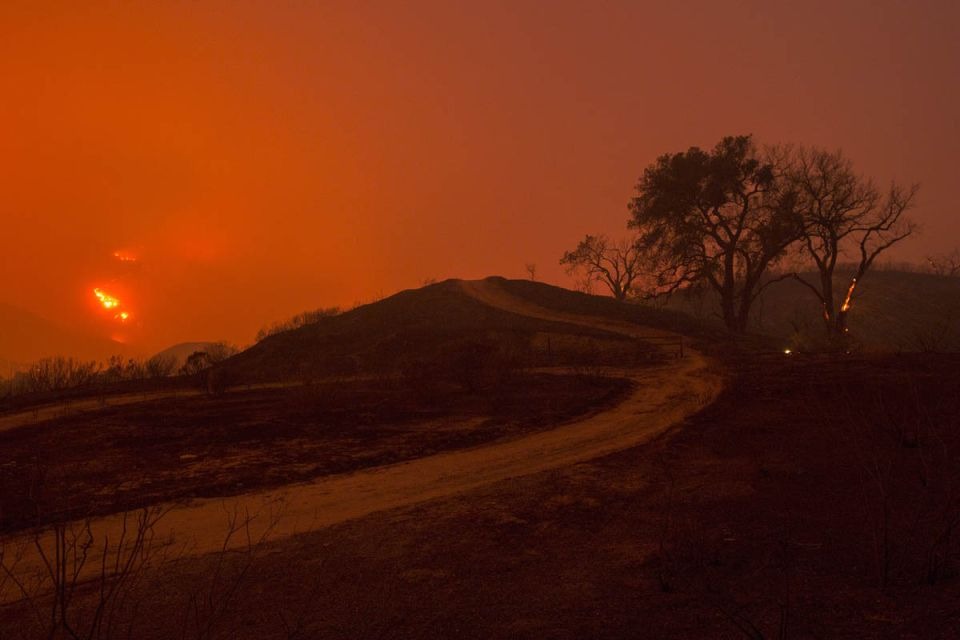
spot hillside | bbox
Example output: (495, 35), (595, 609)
(658, 270), (960, 352)
(0, 302), (126, 368)
(223, 278), (665, 383)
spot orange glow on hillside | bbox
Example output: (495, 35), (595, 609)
(113, 251), (137, 262)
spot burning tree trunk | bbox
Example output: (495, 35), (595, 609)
(788, 147), (918, 338)
(835, 278), (857, 335)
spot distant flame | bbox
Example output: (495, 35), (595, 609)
(94, 288), (120, 309)
(93, 288), (130, 322)
(840, 278), (857, 313)
(113, 251), (137, 262)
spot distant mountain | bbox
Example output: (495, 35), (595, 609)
(149, 342), (221, 369)
(0, 303), (126, 369)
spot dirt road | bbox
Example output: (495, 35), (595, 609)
(0, 382), (311, 434)
(1, 279), (723, 591)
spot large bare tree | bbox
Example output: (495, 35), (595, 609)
(788, 147), (918, 336)
(560, 234), (642, 301)
(628, 135), (803, 333)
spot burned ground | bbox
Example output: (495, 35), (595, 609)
(2, 279), (958, 638)
(0, 373), (630, 532)
(4, 353), (958, 638)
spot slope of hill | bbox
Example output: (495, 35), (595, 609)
(494, 277), (723, 340)
(659, 270), (960, 352)
(0, 302), (126, 368)
(223, 278), (659, 383)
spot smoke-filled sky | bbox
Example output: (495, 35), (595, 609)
(2, 1), (958, 354)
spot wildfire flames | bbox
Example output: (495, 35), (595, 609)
(91, 251), (138, 325)
(94, 287), (119, 309)
(840, 278), (857, 313)
(93, 288), (131, 322)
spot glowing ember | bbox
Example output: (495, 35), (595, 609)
(94, 287), (120, 309)
(116, 311), (130, 321)
(840, 278), (857, 313)
(783, 348), (793, 355)
(113, 251), (137, 262)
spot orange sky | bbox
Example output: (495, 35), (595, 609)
(1, 1), (958, 354)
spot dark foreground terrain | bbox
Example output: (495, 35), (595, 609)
(4, 352), (958, 639)
(0, 373), (629, 531)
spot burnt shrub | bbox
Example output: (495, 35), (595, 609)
(204, 367), (231, 396)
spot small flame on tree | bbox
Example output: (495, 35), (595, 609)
(840, 278), (857, 313)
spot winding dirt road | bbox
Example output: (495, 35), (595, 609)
(2, 279), (724, 590)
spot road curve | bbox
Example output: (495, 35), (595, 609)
(2, 279), (724, 590)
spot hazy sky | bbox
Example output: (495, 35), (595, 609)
(2, 1), (957, 353)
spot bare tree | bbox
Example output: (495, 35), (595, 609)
(0, 503), (284, 640)
(122, 358), (147, 381)
(926, 248), (960, 277)
(204, 342), (238, 365)
(177, 504), (281, 640)
(0, 507), (167, 640)
(145, 355), (176, 379)
(560, 234), (642, 301)
(788, 147), (918, 336)
(524, 263), (537, 281)
(628, 136), (804, 332)
(18, 357), (101, 394)
(180, 352), (212, 376)
(178, 343), (239, 377)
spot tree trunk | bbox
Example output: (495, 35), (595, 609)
(721, 292), (738, 333)
(821, 272), (836, 333)
(835, 309), (850, 335)
(736, 296), (752, 334)
(830, 277), (859, 337)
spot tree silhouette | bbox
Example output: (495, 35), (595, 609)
(788, 146), (918, 336)
(926, 248), (960, 277)
(180, 351), (212, 376)
(560, 234), (642, 301)
(628, 135), (803, 332)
